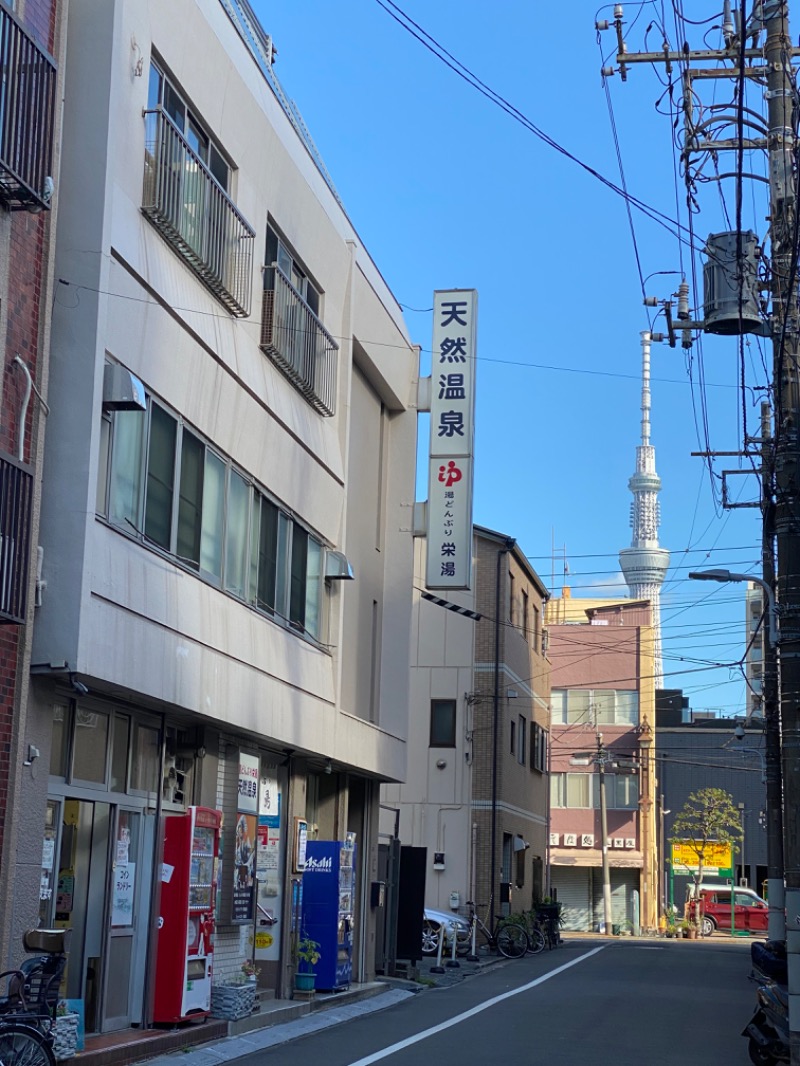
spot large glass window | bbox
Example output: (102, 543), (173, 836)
(100, 393), (325, 641)
(551, 688), (640, 726)
(550, 771), (639, 809)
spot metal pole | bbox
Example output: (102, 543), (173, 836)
(761, 403), (786, 941)
(764, 2), (800, 1056)
(597, 732), (613, 935)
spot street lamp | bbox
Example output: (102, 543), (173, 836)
(689, 567), (783, 939)
(688, 569), (777, 648)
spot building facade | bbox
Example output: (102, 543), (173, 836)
(0, 0), (64, 968)
(547, 592), (658, 932)
(384, 526), (551, 931)
(13, 0), (418, 1034)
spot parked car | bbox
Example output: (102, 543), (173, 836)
(686, 883), (769, 936)
(422, 908), (471, 955)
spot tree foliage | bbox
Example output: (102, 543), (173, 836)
(670, 787), (743, 891)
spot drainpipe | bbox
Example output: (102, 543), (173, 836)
(490, 537), (515, 930)
(12, 355), (32, 462)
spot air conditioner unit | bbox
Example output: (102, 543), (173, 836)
(613, 838), (624, 849)
(564, 833), (577, 847)
(581, 834), (595, 847)
(624, 838), (636, 849)
(549, 833), (560, 846)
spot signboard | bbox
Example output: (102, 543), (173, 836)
(671, 840), (733, 872)
(237, 753), (259, 814)
(426, 289), (477, 590)
(232, 813), (256, 922)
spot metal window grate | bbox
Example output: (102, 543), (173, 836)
(142, 109), (255, 317)
(0, 450), (33, 623)
(260, 267), (338, 416)
(0, 6), (56, 211)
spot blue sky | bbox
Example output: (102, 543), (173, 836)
(250, 0), (769, 720)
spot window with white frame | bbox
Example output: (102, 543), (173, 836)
(550, 771), (639, 809)
(550, 688), (639, 727)
(98, 393), (324, 639)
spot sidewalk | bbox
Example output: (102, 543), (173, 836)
(121, 954), (502, 1066)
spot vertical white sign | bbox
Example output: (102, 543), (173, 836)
(426, 289), (477, 589)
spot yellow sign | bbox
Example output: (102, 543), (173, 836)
(671, 840), (732, 870)
(255, 931), (273, 950)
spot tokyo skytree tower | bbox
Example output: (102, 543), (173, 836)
(619, 331), (670, 686)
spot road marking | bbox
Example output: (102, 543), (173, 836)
(346, 946), (608, 1066)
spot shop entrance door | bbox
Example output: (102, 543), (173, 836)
(55, 800), (153, 1033)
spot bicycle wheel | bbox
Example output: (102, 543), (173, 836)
(526, 925), (546, 955)
(0, 1024), (55, 1066)
(496, 923), (528, 959)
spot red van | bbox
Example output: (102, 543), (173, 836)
(688, 884), (769, 936)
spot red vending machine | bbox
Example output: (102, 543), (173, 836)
(154, 806), (222, 1023)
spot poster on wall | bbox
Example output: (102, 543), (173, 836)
(232, 812), (256, 922)
(293, 817), (308, 873)
(238, 753), (259, 815)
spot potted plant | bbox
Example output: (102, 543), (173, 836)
(295, 935), (321, 992)
(241, 960), (260, 984)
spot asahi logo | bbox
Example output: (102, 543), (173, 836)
(305, 855), (332, 872)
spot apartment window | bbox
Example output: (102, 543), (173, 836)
(517, 716), (526, 764)
(531, 722), (547, 772)
(509, 718), (516, 756)
(532, 604), (540, 650)
(508, 572), (515, 624)
(550, 771), (639, 809)
(99, 394), (324, 640)
(143, 60), (254, 316)
(521, 589), (529, 637)
(430, 700), (457, 747)
(551, 688), (639, 726)
(261, 226), (338, 416)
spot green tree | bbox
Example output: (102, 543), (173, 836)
(670, 787), (743, 925)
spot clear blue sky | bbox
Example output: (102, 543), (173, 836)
(250, 0), (768, 721)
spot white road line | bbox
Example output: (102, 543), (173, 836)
(346, 946), (608, 1066)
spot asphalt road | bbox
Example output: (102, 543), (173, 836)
(233, 936), (758, 1066)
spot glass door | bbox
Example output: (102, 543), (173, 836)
(102, 809), (143, 1031)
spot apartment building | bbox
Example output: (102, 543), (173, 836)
(384, 526), (550, 933)
(13, 0), (418, 1034)
(0, 0), (64, 967)
(547, 592), (658, 932)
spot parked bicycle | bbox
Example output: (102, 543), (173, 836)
(0, 929), (71, 1066)
(462, 900), (529, 959)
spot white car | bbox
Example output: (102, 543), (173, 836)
(422, 908), (471, 955)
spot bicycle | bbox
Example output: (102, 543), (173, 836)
(0, 929), (70, 1066)
(0, 1019), (55, 1066)
(462, 900), (529, 959)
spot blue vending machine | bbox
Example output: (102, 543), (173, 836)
(302, 837), (356, 991)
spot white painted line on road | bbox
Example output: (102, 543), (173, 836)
(346, 946), (608, 1066)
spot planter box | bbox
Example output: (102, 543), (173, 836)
(53, 1013), (79, 1061)
(210, 982), (255, 1021)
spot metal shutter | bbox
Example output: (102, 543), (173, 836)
(551, 866), (592, 931)
(591, 868), (640, 931)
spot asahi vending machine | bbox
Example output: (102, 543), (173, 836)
(301, 835), (356, 991)
(154, 806), (222, 1023)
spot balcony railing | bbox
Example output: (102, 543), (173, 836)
(260, 267), (338, 416)
(0, 450), (33, 623)
(0, 6), (56, 211)
(142, 110), (255, 317)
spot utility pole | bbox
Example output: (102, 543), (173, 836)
(760, 401), (785, 942)
(596, 732), (614, 936)
(766, 3), (800, 1055)
(600, 1), (800, 1055)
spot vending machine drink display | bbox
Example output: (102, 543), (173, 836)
(154, 806), (222, 1023)
(301, 837), (356, 991)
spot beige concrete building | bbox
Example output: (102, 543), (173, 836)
(14, 0), (418, 1034)
(384, 526), (550, 932)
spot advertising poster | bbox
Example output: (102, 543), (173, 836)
(232, 812), (256, 922)
(255, 820), (283, 961)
